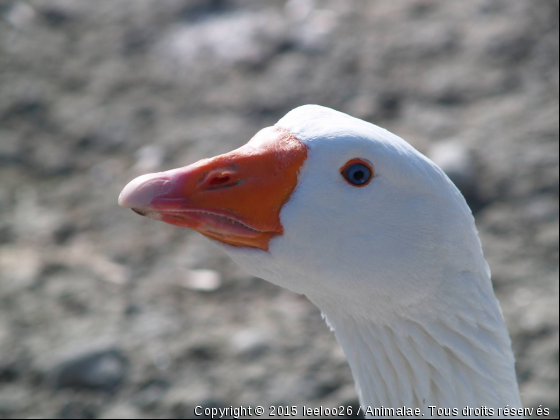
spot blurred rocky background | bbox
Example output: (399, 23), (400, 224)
(0, 0), (558, 418)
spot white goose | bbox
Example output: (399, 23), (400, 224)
(119, 105), (522, 418)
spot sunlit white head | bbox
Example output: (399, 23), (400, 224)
(120, 105), (487, 322)
(222, 105), (486, 321)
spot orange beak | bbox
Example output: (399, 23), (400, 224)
(118, 127), (307, 250)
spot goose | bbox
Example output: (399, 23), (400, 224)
(119, 105), (522, 418)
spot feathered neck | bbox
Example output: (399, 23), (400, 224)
(310, 286), (523, 419)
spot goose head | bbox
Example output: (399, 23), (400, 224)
(120, 105), (479, 316)
(119, 105), (521, 412)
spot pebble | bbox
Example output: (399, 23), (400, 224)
(59, 401), (98, 420)
(182, 269), (222, 292)
(3, 0), (36, 30)
(230, 329), (270, 359)
(0, 363), (19, 384)
(51, 349), (129, 392)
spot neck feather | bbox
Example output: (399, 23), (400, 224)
(317, 301), (522, 418)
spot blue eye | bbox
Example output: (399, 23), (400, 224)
(341, 160), (373, 186)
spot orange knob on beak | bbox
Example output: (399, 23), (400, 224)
(119, 127), (307, 250)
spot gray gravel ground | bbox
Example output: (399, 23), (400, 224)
(0, 0), (558, 418)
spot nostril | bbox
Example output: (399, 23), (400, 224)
(208, 174), (231, 186)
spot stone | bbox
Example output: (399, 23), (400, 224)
(182, 269), (222, 292)
(51, 349), (128, 392)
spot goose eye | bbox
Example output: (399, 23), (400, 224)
(341, 159), (373, 187)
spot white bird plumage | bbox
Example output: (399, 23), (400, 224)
(219, 105), (522, 418)
(119, 104), (523, 418)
